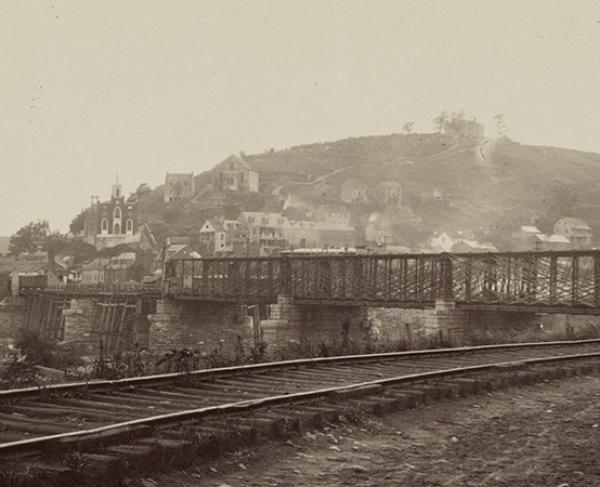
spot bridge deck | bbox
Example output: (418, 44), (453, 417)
(29, 250), (600, 314)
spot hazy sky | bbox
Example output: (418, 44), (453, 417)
(1, 0), (600, 235)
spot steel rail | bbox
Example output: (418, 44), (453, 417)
(1, 349), (599, 456)
(3, 338), (600, 400)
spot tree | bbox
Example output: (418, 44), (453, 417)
(433, 111), (449, 133)
(403, 122), (415, 135)
(493, 113), (508, 138)
(69, 208), (88, 234)
(9, 220), (52, 255)
(136, 183), (152, 195)
(450, 109), (466, 121)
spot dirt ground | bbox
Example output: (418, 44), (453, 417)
(144, 374), (600, 487)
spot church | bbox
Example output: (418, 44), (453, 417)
(83, 180), (140, 250)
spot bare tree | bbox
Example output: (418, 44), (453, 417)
(403, 121), (414, 135)
(433, 111), (449, 133)
(493, 113), (508, 138)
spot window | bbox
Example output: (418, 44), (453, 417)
(229, 162), (235, 170)
(126, 219), (133, 234)
(261, 217), (268, 225)
(241, 173), (244, 182)
(101, 218), (108, 233)
(113, 207), (121, 220)
(277, 218), (284, 225)
(113, 222), (121, 234)
(248, 217), (255, 224)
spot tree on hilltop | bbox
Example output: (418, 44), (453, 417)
(433, 111), (450, 133)
(493, 113), (508, 138)
(403, 122), (415, 135)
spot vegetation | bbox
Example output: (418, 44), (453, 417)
(0, 330), (83, 389)
(8, 220), (65, 256)
(69, 208), (88, 234)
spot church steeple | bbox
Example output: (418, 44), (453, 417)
(111, 173), (122, 200)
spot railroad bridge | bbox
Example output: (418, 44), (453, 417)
(15, 250), (600, 356)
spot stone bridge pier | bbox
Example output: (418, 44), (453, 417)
(147, 299), (254, 356)
(259, 296), (371, 356)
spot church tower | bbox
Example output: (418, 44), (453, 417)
(111, 174), (123, 200)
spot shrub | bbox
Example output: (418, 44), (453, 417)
(14, 330), (82, 370)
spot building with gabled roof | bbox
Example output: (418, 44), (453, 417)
(199, 218), (248, 256)
(164, 172), (195, 202)
(553, 217), (592, 249)
(213, 154), (259, 192)
(83, 180), (140, 250)
(80, 257), (110, 284)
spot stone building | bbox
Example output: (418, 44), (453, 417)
(83, 181), (140, 250)
(164, 173), (195, 202)
(213, 154), (259, 192)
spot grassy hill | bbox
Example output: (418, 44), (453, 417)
(134, 133), (600, 249)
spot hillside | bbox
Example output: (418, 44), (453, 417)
(134, 133), (600, 249)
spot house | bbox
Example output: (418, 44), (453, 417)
(164, 173), (195, 202)
(340, 179), (368, 204)
(83, 180), (140, 250)
(286, 220), (357, 249)
(213, 154), (259, 193)
(553, 217), (592, 249)
(430, 232), (496, 253)
(365, 213), (394, 246)
(512, 225), (572, 251)
(375, 181), (402, 206)
(449, 240), (497, 253)
(104, 252), (141, 284)
(0, 253), (68, 296)
(545, 234), (571, 251)
(199, 218), (248, 256)
(238, 212), (289, 249)
(80, 258), (110, 285)
(154, 243), (200, 270)
(512, 226), (544, 251)
(311, 204), (352, 225)
(429, 232), (457, 252)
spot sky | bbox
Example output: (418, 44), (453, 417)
(1, 0), (600, 236)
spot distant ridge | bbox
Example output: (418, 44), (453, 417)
(132, 132), (600, 249)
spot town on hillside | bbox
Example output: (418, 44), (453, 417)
(0, 120), (596, 298)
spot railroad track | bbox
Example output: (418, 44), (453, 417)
(2, 339), (600, 484)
